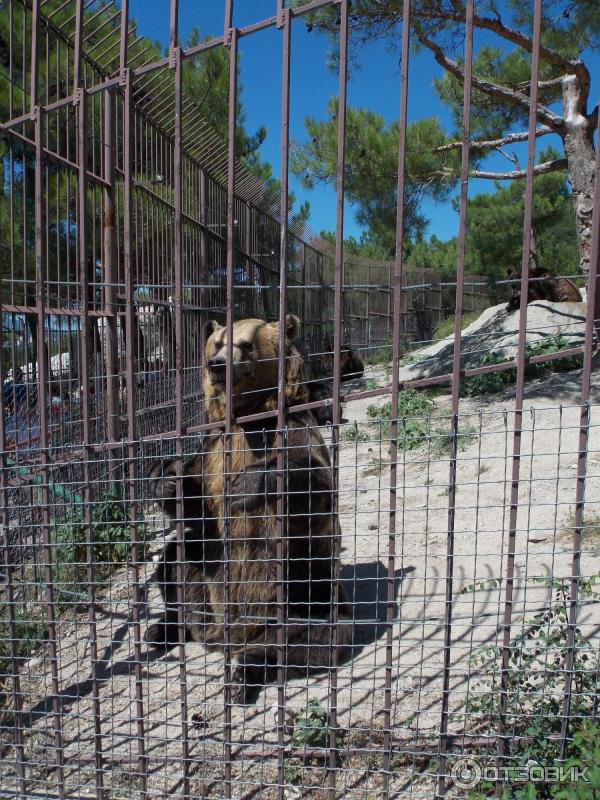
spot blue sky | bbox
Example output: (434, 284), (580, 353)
(128, 1), (598, 244)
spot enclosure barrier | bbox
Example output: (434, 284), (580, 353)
(0, 1), (599, 799)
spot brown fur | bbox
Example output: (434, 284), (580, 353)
(506, 266), (582, 312)
(304, 341), (364, 426)
(146, 315), (351, 703)
(318, 341), (364, 383)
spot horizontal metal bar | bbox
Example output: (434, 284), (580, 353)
(2, 127), (110, 187)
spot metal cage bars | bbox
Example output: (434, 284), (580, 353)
(0, 1), (599, 798)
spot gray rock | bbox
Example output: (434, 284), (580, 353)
(399, 300), (587, 381)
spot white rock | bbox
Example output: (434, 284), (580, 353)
(399, 300), (587, 381)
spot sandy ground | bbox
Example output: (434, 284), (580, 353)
(2, 363), (600, 799)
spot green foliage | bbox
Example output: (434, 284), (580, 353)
(461, 352), (511, 397)
(465, 153), (579, 291)
(54, 495), (137, 608)
(297, 3), (594, 276)
(460, 336), (583, 398)
(433, 310), (482, 342)
(343, 426), (370, 443)
(291, 699), (330, 749)
(363, 344), (394, 365)
(56, 495), (131, 565)
(550, 722), (600, 800)
(0, 604), (47, 711)
(430, 421), (478, 456)
(465, 573), (600, 797)
(291, 104), (458, 256)
(406, 157), (580, 298)
(366, 390), (436, 449)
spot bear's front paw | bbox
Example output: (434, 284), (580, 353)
(230, 663), (265, 705)
(144, 618), (180, 650)
(148, 459), (180, 502)
(230, 463), (275, 512)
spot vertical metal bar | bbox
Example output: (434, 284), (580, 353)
(559, 104), (600, 759)
(275, 9), (291, 798)
(383, 1), (411, 794)
(102, 82), (121, 447)
(34, 103), (66, 799)
(199, 167), (208, 321)
(245, 202), (253, 316)
(30, 0), (40, 113)
(73, 0), (84, 93)
(119, 0), (129, 76)
(169, 0), (179, 57)
(497, 0), (543, 776)
(123, 68), (148, 798)
(171, 14), (190, 790)
(0, 331), (26, 792)
(436, 2), (474, 795)
(329, 1), (348, 795)
(223, 15), (237, 797)
(77, 86), (105, 800)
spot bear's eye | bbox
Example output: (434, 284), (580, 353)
(238, 341), (252, 352)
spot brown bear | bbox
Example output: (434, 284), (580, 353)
(305, 340), (364, 426)
(506, 266), (582, 312)
(146, 315), (351, 703)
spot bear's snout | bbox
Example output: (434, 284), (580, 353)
(207, 357), (226, 382)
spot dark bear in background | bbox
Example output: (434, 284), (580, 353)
(146, 315), (351, 703)
(506, 266), (582, 312)
(307, 341), (364, 426)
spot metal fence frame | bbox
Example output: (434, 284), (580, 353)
(0, 0), (599, 798)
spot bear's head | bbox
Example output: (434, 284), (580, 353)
(202, 315), (309, 421)
(340, 345), (364, 381)
(320, 340), (364, 382)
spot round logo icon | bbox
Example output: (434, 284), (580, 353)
(450, 757), (482, 790)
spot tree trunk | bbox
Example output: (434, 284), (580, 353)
(561, 74), (596, 277)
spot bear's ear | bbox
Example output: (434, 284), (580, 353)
(204, 320), (222, 343)
(285, 314), (301, 341)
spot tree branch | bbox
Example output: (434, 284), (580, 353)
(515, 76), (565, 93)
(470, 158), (568, 180)
(415, 4), (587, 82)
(433, 126), (553, 153)
(413, 25), (564, 131)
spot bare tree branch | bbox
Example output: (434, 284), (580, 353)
(415, 4), (587, 82)
(470, 158), (568, 180)
(433, 126), (553, 153)
(515, 76), (565, 92)
(412, 24), (564, 131)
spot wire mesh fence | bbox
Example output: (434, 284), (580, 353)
(0, 0), (599, 798)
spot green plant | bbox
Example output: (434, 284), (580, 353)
(550, 721), (600, 799)
(461, 336), (583, 398)
(524, 335), (583, 378)
(465, 574), (600, 798)
(343, 426), (370, 443)
(0, 603), (47, 712)
(430, 420), (478, 455)
(291, 699), (330, 749)
(356, 378), (378, 391)
(400, 351), (428, 366)
(54, 494), (140, 610)
(461, 352), (512, 397)
(364, 344), (393, 365)
(362, 457), (385, 477)
(366, 390), (436, 450)
(433, 309), (482, 342)
(284, 759), (303, 786)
